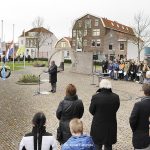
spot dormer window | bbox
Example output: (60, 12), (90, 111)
(111, 22), (114, 26)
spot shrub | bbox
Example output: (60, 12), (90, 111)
(18, 74), (39, 83)
(64, 59), (72, 64)
(33, 61), (46, 67)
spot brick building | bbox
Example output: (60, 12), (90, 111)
(72, 14), (137, 61)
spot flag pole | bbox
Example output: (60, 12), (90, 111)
(1, 20), (3, 65)
(24, 30), (25, 68)
(12, 24), (15, 71)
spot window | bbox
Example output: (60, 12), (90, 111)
(61, 42), (66, 48)
(109, 44), (113, 50)
(92, 29), (100, 36)
(30, 39), (33, 47)
(84, 30), (87, 36)
(111, 22), (114, 26)
(26, 39), (29, 47)
(73, 30), (76, 37)
(91, 39), (100, 47)
(95, 19), (99, 26)
(77, 30), (82, 37)
(21, 40), (23, 45)
(33, 39), (36, 47)
(97, 39), (101, 46)
(67, 51), (69, 57)
(91, 40), (96, 47)
(85, 19), (91, 28)
(78, 20), (82, 27)
(83, 39), (87, 46)
(77, 37), (82, 49)
(72, 40), (76, 47)
(120, 43), (124, 50)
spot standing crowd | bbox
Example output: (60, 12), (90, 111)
(19, 60), (150, 150)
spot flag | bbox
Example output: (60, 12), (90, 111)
(0, 49), (2, 56)
(6, 41), (14, 60)
(16, 46), (25, 56)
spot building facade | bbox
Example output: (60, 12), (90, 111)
(72, 14), (137, 61)
(18, 27), (57, 59)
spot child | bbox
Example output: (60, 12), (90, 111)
(61, 118), (95, 150)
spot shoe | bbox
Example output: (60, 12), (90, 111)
(52, 91), (56, 93)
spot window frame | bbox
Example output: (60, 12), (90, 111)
(92, 29), (100, 36)
(120, 43), (125, 50)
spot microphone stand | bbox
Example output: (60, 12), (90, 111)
(34, 72), (45, 96)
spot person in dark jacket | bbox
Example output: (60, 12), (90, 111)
(48, 60), (57, 93)
(128, 61), (136, 81)
(19, 112), (57, 150)
(129, 83), (150, 150)
(89, 79), (120, 150)
(62, 118), (96, 150)
(56, 84), (84, 144)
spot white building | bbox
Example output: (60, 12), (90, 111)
(127, 40), (144, 61)
(18, 27), (57, 59)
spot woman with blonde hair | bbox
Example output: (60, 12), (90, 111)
(56, 84), (84, 144)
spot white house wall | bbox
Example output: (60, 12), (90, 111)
(127, 41), (144, 61)
(39, 34), (58, 58)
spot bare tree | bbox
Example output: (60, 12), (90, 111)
(32, 16), (44, 28)
(133, 11), (150, 61)
(32, 16), (52, 59)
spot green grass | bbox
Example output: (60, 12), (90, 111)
(4, 61), (48, 71)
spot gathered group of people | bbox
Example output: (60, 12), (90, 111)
(102, 59), (150, 83)
(19, 79), (150, 150)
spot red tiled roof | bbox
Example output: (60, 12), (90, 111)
(19, 27), (53, 37)
(102, 18), (135, 36)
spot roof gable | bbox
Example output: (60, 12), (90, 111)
(102, 18), (135, 36)
(19, 27), (53, 37)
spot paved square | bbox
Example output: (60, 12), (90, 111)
(0, 65), (143, 149)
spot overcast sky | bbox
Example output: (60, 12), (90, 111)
(0, 0), (149, 42)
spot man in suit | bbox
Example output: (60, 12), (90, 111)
(48, 60), (57, 93)
(89, 79), (120, 150)
(130, 83), (150, 150)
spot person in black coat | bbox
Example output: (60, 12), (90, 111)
(89, 79), (120, 150)
(56, 84), (84, 144)
(128, 61), (136, 81)
(129, 83), (150, 150)
(48, 61), (57, 93)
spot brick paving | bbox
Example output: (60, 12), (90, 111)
(0, 64), (144, 150)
